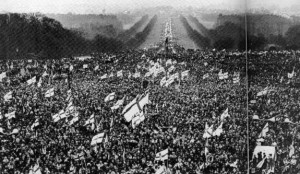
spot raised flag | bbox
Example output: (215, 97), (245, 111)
(203, 73), (209, 79)
(83, 64), (88, 69)
(52, 110), (67, 122)
(212, 122), (223, 136)
(29, 163), (42, 174)
(37, 78), (42, 87)
(165, 77), (175, 87)
(155, 149), (168, 161)
(100, 74), (107, 80)
(84, 114), (95, 126)
(256, 157), (266, 168)
(5, 111), (16, 120)
(66, 89), (72, 102)
(109, 72), (114, 78)
(69, 65), (74, 71)
(160, 77), (167, 86)
(0, 72), (6, 81)
(258, 123), (269, 138)
(166, 59), (172, 66)
(284, 118), (292, 123)
(219, 72), (229, 80)
(220, 108), (230, 121)
(267, 117), (276, 122)
(45, 88), (54, 98)
(288, 69), (294, 78)
(31, 119), (39, 130)
(145, 71), (153, 77)
(181, 70), (189, 80)
(132, 111), (145, 129)
(4, 91), (12, 101)
(111, 97), (125, 110)
(117, 70), (123, 77)
(128, 72), (132, 78)
(133, 72), (141, 78)
(257, 87), (274, 97)
(233, 76), (240, 84)
(94, 65), (99, 71)
(42, 71), (48, 77)
(155, 166), (166, 174)
(91, 132), (105, 145)
(168, 65), (175, 72)
(229, 159), (238, 168)
(203, 123), (213, 138)
(68, 112), (79, 126)
(10, 128), (19, 134)
(289, 142), (295, 157)
(27, 76), (36, 85)
(123, 93), (149, 122)
(105, 92), (116, 102)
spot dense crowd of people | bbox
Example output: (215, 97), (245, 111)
(0, 46), (250, 173)
(249, 50), (300, 174)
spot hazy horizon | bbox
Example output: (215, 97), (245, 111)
(1, 0), (299, 14)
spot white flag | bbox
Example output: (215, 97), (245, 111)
(233, 76), (240, 84)
(42, 71), (48, 77)
(123, 93), (149, 122)
(37, 78), (42, 87)
(203, 73), (209, 79)
(165, 77), (175, 87)
(168, 65), (175, 72)
(160, 76), (167, 86)
(94, 65), (99, 71)
(84, 114), (95, 126)
(257, 87), (269, 96)
(219, 72), (229, 80)
(109, 72), (114, 78)
(29, 163), (42, 174)
(52, 110), (67, 122)
(117, 70), (123, 77)
(5, 111), (16, 120)
(166, 59), (172, 66)
(155, 149), (168, 161)
(258, 123), (269, 138)
(69, 65), (74, 71)
(83, 64), (88, 69)
(68, 112), (79, 126)
(4, 91), (12, 101)
(100, 74), (107, 80)
(91, 132), (105, 145)
(0, 72), (6, 81)
(181, 70), (189, 80)
(45, 88), (54, 98)
(220, 108), (230, 121)
(155, 165), (166, 174)
(31, 119), (39, 130)
(256, 157), (266, 168)
(212, 122), (223, 136)
(111, 97), (125, 110)
(132, 111), (145, 129)
(105, 92), (116, 102)
(203, 122), (213, 138)
(133, 72), (141, 78)
(27, 76), (36, 85)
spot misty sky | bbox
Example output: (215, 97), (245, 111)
(1, 0), (299, 14)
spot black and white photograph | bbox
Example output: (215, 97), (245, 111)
(0, 0), (300, 173)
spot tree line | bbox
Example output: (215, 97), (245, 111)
(125, 15), (158, 49)
(117, 15), (149, 43)
(180, 15), (211, 49)
(0, 13), (158, 59)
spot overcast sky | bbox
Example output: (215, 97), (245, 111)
(1, 0), (299, 14)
